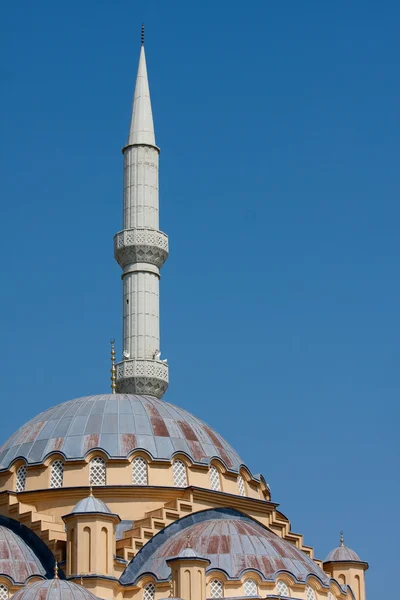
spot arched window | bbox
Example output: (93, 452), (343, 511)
(237, 474), (246, 496)
(209, 466), (221, 491)
(0, 584), (8, 600)
(355, 575), (361, 600)
(276, 580), (290, 597)
(132, 457), (148, 485)
(143, 583), (155, 600)
(209, 579), (223, 598)
(89, 457), (106, 486)
(244, 579), (258, 596)
(50, 459), (64, 488)
(83, 526), (91, 573)
(16, 465), (27, 492)
(306, 586), (316, 600)
(173, 460), (188, 487)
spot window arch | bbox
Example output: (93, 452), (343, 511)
(354, 575), (361, 600)
(237, 474), (246, 496)
(143, 583), (155, 600)
(50, 459), (64, 488)
(89, 457), (106, 486)
(276, 580), (290, 597)
(132, 456), (148, 485)
(16, 465), (27, 492)
(209, 579), (224, 598)
(173, 459), (188, 487)
(306, 586), (316, 600)
(0, 584), (8, 600)
(209, 466), (221, 491)
(244, 579), (258, 596)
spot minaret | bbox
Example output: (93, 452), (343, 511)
(114, 27), (169, 398)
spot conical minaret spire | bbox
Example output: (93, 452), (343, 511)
(127, 34), (155, 146)
(114, 30), (169, 398)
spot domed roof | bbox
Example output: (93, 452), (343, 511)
(172, 546), (207, 560)
(69, 494), (114, 516)
(11, 578), (102, 600)
(0, 525), (46, 583)
(0, 395), (242, 472)
(324, 542), (362, 563)
(120, 509), (330, 586)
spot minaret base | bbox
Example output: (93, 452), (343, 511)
(116, 359), (169, 398)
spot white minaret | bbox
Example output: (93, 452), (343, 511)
(114, 28), (169, 398)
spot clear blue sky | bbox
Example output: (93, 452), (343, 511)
(1, 1), (398, 596)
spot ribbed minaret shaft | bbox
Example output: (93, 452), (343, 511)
(114, 41), (169, 398)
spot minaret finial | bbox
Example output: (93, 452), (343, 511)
(141, 23), (145, 46)
(340, 531), (344, 546)
(89, 484), (93, 497)
(110, 339), (116, 394)
(54, 559), (59, 579)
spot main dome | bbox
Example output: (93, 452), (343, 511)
(0, 395), (242, 471)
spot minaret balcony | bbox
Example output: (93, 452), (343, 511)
(114, 228), (168, 269)
(116, 358), (169, 398)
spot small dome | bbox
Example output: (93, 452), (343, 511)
(0, 525), (46, 583)
(121, 509), (330, 586)
(0, 395), (242, 472)
(71, 494), (113, 515)
(324, 533), (362, 563)
(11, 579), (102, 600)
(325, 544), (362, 563)
(176, 547), (203, 559)
(168, 545), (209, 562)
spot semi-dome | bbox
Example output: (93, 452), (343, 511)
(0, 395), (242, 472)
(120, 509), (331, 586)
(0, 525), (46, 583)
(11, 579), (102, 600)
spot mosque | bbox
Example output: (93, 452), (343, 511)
(0, 31), (368, 600)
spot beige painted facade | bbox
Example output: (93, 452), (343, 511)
(0, 451), (367, 600)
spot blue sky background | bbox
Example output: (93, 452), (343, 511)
(1, 1), (399, 595)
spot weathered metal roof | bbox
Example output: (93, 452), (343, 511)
(69, 495), (113, 516)
(0, 525), (46, 583)
(120, 508), (330, 587)
(324, 544), (362, 563)
(0, 395), (242, 471)
(10, 579), (102, 600)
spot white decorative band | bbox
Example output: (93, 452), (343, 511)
(114, 228), (169, 269)
(116, 359), (169, 399)
(122, 263), (160, 277)
(122, 143), (160, 154)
